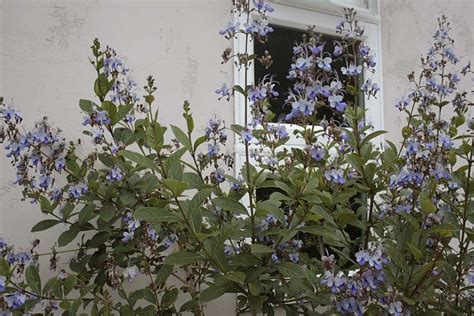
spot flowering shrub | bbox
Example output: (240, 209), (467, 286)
(0, 1), (473, 315)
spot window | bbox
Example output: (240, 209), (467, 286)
(232, 2), (383, 258)
(233, 0), (383, 166)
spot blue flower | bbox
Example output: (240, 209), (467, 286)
(359, 43), (370, 56)
(271, 253), (279, 263)
(4, 292), (26, 309)
(106, 167), (123, 182)
(388, 301), (403, 316)
(310, 147), (326, 161)
(147, 227), (158, 241)
(290, 99), (315, 117)
(124, 114), (135, 123)
(253, 0), (274, 12)
(310, 43), (325, 55)
(336, 297), (362, 316)
(333, 44), (343, 56)
(356, 247), (385, 270)
(245, 20), (273, 37)
(341, 63), (362, 76)
(55, 158), (66, 171)
(219, 21), (240, 38)
(163, 234), (177, 248)
(68, 183), (88, 200)
(215, 83), (230, 99)
(355, 250), (370, 266)
(0, 276), (6, 292)
(328, 94), (347, 112)
(316, 57), (332, 72)
(405, 140), (419, 155)
(91, 128), (104, 143)
(214, 168), (225, 183)
(292, 239), (303, 249)
(122, 231), (134, 243)
(465, 270), (474, 284)
(395, 96), (410, 111)
(37, 175), (51, 190)
(321, 271), (346, 293)
(289, 253), (300, 263)
(295, 57), (312, 71)
(395, 204), (411, 214)
(324, 169), (345, 185)
(123, 265), (140, 282)
(207, 143), (220, 156)
(433, 163), (449, 180)
(0, 237), (7, 249)
(248, 86), (268, 102)
(224, 245), (235, 256)
(276, 125), (288, 138)
(127, 219), (141, 232)
(439, 134), (453, 149)
(94, 110), (111, 125)
(1, 107), (22, 123)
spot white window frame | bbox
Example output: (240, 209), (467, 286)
(233, 0), (383, 176)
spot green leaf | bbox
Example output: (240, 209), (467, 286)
(79, 99), (97, 114)
(250, 244), (274, 254)
(94, 74), (114, 100)
(171, 125), (191, 148)
(420, 193), (436, 214)
(25, 265), (41, 294)
(277, 262), (305, 279)
(407, 242), (422, 260)
(224, 271), (246, 285)
(213, 197), (247, 214)
(116, 104), (134, 124)
(146, 122), (164, 150)
(161, 288), (178, 307)
(58, 229), (79, 247)
(164, 251), (204, 266)
(31, 219), (61, 232)
(180, 300), (199, 312)
(193, 136), (206, 151)
(79, 204), (96, 224)
(155, 265), (173, 285)
(0, 259), (10, 277)
(163, 179), (189, 196)
(199, 284), (228, 303)
(102, 101), (117, 124)
(191, 189), (211, 210)
(134, 207), (180, 223)
(120, 150), (159, 171)
(361, 130), (387, 146)
(63, 275), (77, 295)
(99, 203), (116, 222)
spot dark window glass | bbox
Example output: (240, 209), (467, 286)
(254, 24), (361, 124)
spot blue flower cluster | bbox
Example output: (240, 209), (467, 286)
(284, 9), (379, 123)
(199, 117), (231, 185)
(321, 247), (403, 315)
(0, 104), (71, 203)
(385, 16), (469, 224)
(104, 47), (139, 105)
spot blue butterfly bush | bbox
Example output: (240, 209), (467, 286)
(0, 0), (473, 315)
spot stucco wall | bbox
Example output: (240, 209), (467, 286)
(381, 0), (474, 143)
(0, 0), (236, 314)
(0, 0), (473, 315)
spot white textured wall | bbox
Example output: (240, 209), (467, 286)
(380, 0), (474, 143)
(0, 0), (236, 314)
